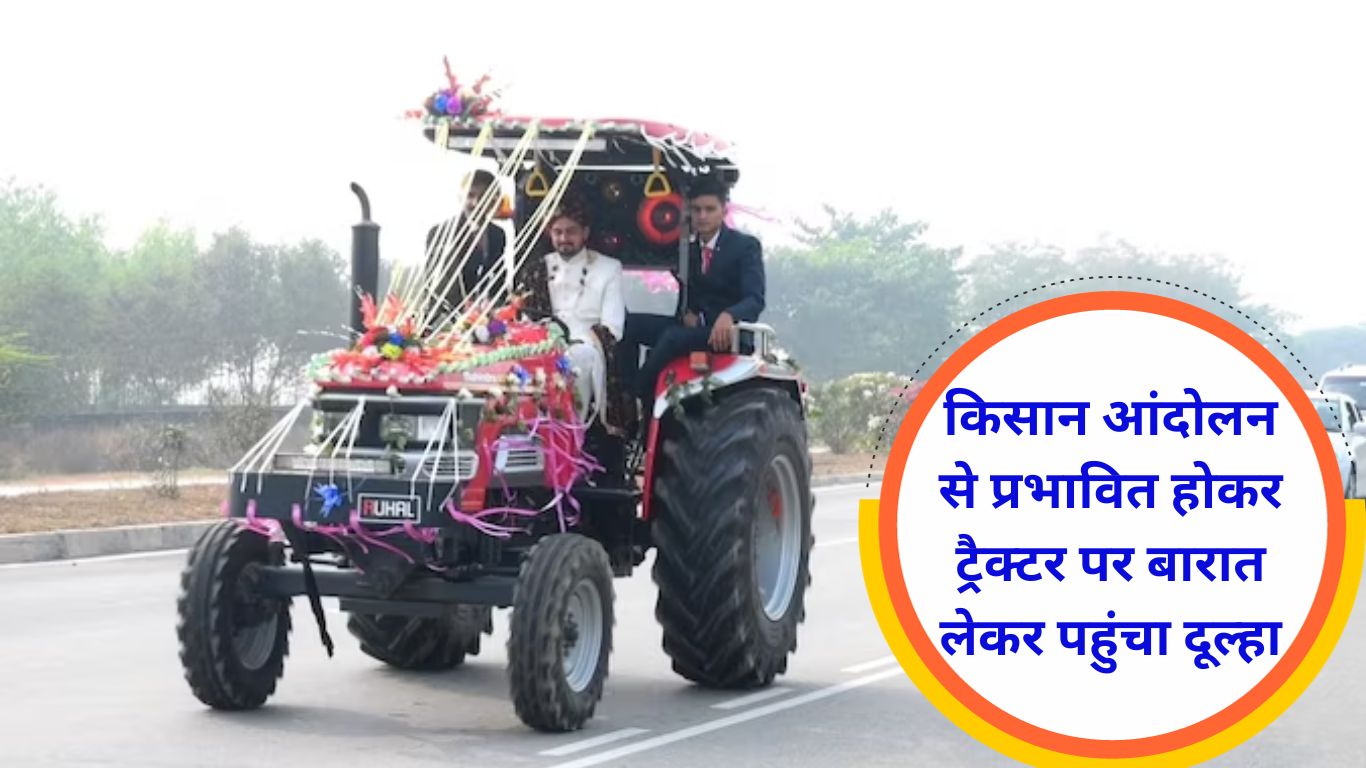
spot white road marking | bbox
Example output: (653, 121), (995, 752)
(814, 536), (859, 548)
(711, 686), (793, 710)
(538, 728), (651, 757)
(547, 668), (904, 768)
(0, 547), (190, 570)
(841, 656), (898, 674)
(814, 482), (879, 494)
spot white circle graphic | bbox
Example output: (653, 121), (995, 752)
(897, 309), (1328, 740)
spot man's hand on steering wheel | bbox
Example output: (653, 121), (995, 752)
(543, 314), (572, 341)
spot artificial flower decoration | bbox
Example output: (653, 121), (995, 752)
(492, 296), (524, 323)
(308, 288), (567, 393)
(314, 483), (346, 518)
(355, 294), (421, 362)
(421, 57), (501, 121)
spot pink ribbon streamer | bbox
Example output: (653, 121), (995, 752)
(523, 415), (602, 531)
(725, 202), (780, 229)
(444, 498), (542, 538)
(345, 508), (417, 564)
(291, 502), (361, 558)
(234, 408), (604, 552)
(240, 499), (283, 541)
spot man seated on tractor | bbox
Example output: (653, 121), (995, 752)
(539, 197), (627, 428)
(619, 175), (766, 408)
(425, 169), (508, 312)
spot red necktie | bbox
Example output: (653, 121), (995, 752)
(702, 245), (714, 274)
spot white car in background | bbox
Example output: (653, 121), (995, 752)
(1320, 365), (1366, 403)
(1305, 389), (1366, 498)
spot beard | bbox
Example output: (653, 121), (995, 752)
(555, 242), (583, 257)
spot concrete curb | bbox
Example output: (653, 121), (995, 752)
(0, 473), (886, 565)
(0, 521), (217, 565)
(813, 473), (884, 489)
(0, 475), (224, 499)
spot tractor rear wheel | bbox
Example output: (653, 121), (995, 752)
(651, 387), (814, 688)
(347, 605), (491, 671)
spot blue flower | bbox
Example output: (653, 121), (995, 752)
(313, 483), (346, 518)
(556, 355), (573, 376)
(388, 330), (404, 347)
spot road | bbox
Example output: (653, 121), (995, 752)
(0, 484), (1362, 767)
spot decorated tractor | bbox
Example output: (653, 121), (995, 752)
(176, 68), (814, 732)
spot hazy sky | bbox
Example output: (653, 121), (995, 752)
(3, 1), (1363, 331)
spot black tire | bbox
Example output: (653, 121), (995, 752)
(508, 533), (615, 732)
(346, 605), (491, 671)
(651, 387), (814, 689)
(177, 520), (291, 710)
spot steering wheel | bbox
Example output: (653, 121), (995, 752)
(542, 314), (573, 342)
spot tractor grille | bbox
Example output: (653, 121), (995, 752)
(417, 451), (480, 481)
(413, 443), (543, 480)
(497, 445), (544, 473)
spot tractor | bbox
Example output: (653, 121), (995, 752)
(175, 98), (814, 732)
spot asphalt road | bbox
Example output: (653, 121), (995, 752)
(1, 485), (1362, 767)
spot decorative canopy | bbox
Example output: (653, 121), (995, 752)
(421, 115), (739, 177)
(409, 59), (740, 177)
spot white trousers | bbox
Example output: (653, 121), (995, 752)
(565, 340), (607, 423)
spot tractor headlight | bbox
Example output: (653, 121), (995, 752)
(311, 410), (347, 442)
(381, 414), (418, 445)
(274, 454), (394, 474)
(381, 415), (452, 444)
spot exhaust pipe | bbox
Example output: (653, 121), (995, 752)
(348, 183), (383, 445)
(349, 182), (380, 337)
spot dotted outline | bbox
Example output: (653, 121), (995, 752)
(864, 276), (1355, 489)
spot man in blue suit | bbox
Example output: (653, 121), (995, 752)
(620, 175), (766, 404)
(425, 170), (508, 312)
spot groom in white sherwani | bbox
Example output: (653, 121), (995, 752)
(540, 198), (626, 425)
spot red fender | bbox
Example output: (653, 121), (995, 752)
(639, 353), (745, 520)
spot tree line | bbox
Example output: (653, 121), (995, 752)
(1, 180), (1361, 443)
(0, 181), (349, 424)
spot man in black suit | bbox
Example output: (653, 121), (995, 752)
(620, 175), (766, 403)
(425, 169), (508, 312)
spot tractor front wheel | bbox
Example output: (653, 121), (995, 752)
(508, 533), (615, 732)
(176, 520), (292, 709)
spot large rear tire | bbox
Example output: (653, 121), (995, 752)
(346, 605), (491, 671)
(177, 520), (292, 710)
(508, 533), (615, 732)
(651, 387), (814, 689)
